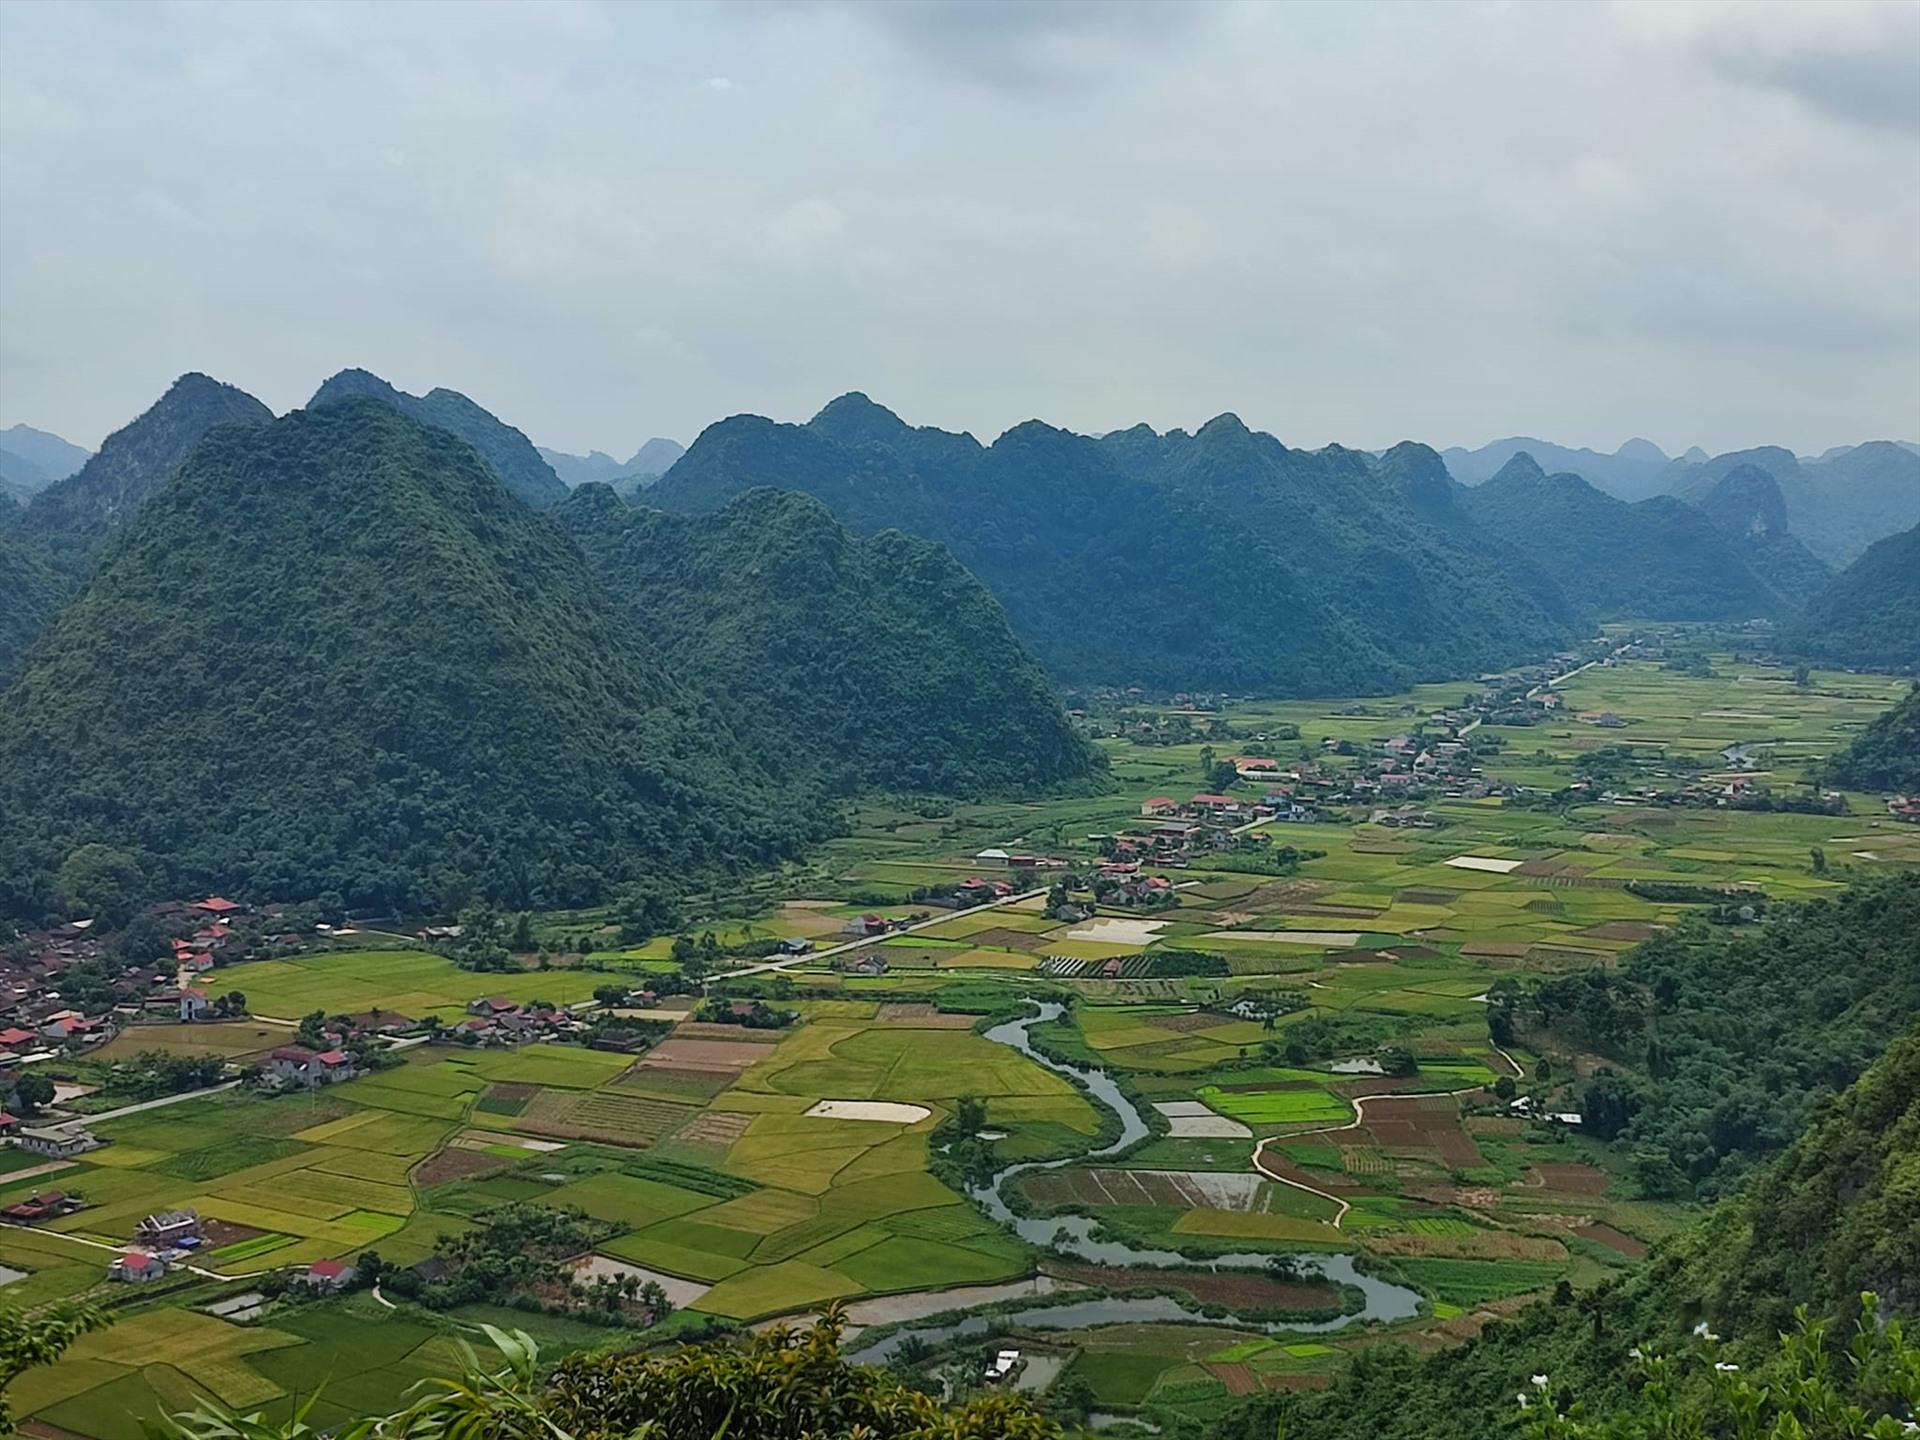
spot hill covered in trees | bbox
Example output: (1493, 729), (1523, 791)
(1459, 453), (1796, 620)
(1824, 683), (1920, 794)
(1219, 880), (1920, 1440)
(309, 369), (568, 509)
(1, 374), (274, 684)
(1784, 523), (1920, 674)
(652, 395), (1580, 694)
(8, 373), (272, 580)
(1689, 463), (1832, 608)
(554, 483), (1103, 797)
(0, 400), (815, 917)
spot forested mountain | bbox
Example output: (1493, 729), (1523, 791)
(653, 395), (1579, 694)
(1824, 683), (1920, 794)
(1687, 463), (1832, 607)
(0, 400), (817, 918)
(1459, 453), (1790, 620)
(1441, 435), (1682, 500)
(1220, 878), (1920, 1440)
(308, 369), (568, 509)
(1782, 524), (1920, 674)
(1667, 441), (1920, 568)
(0, 536), (60, 690)
(0, 422), (90, 490)
(554, 484), (1103, 797)
(9, 373), (272, 578)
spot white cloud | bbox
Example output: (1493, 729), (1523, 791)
(0, 0), (1913, 456)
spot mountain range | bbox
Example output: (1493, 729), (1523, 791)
(1782, 523), (1920, 674)
(1440, 435), (1697, 501)
(1445, 435), (1920, 571)
(1456, 454), (1826, 620)
(652, 394), (1582, 694)
(538, 437), (685, 489)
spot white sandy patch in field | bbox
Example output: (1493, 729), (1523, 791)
(805, 1099), (931, 1124)
(1853, 851), (1884, 861)
(1064, 917), (1168, 947)
(572, 1255), (711, 1307)
(1204, 929), (1362, 946)
(1445, 855), (1525, 874)
(1155, 1100), (1252, 1138)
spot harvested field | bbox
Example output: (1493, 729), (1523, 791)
(1577, 1223), (1648, 1258)
(967, 928), (1049, 950)
(514, 1090), (696, 1148)
(1208, 1362), (1261, 1395)
(409, 1147), (505, 1188)
(1578, 922), (1663, 942)
(1023, 1167), (1268, 1211)
(1530, 1163), (1610, 1195)
(1051, 1262), (1341, 1315)
(874, 1004), (975, 1028)
(672, 1110), (753, 1147)
(1154, 1101), (1251, 1139)
(668, 1023), (784, 1044)
(1144, 1012), (1221, 1033)
(641, 1039), (766, 1073)
(1364, 1230), (1568, 1261)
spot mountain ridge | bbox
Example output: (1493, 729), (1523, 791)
(309, 369), (568, 509)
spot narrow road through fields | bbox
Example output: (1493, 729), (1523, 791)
(718, 886), (1046, 980)
(44, 1079), (242, 1131)
(1251, 1084), (1490, 1229)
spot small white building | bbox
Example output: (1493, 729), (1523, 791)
(18, 1126), (99, 1159)
(984, 1349), (1021, 1383)
(110, 1249), (166, 1283)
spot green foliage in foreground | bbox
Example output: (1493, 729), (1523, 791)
(555, 483), (1104, 797)
(1215, 1021), (1920, 1440)
(0, 1303), (106, 1434)
(156, 1310), (1059, 1440)
(1824, 683), (1920, 794)
(0, 400), (824, 917)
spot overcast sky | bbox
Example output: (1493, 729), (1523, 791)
(2, 0), (1917, 457)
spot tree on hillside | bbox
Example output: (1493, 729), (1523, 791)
(53, 844), (147, 928)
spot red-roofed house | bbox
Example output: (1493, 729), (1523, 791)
(195, 897), (242, 915)
(0, 1027), (34, 1049)
(1140, 797), (1180, 817)
(305, 1257), (357, 1292)
(110, 1249), (166, 1283)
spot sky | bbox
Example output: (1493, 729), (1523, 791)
(2, 0), (1917, 458)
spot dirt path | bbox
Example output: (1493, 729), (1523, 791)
(1251, 1084), (1488, 1228)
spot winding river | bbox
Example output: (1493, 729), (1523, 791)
(848, 1002), (1421, 1363)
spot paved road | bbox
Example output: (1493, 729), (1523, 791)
(718, 887), (1045, 980)
(44, 1079), (242, 1131)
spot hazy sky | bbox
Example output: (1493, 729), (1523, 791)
(2, 0), (1917, 457)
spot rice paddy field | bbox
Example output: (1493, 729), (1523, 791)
(6, 652), (1912, 1436)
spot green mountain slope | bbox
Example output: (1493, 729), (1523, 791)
(10, 372), (273, 578)
(1216, 877), (1920, 1440)
(1690, 463), (1831, 608)
(653, 395), (1579, 694)
(0, 400), (814, 917)
(553, 484), (1104, 796)
(1784, 524), (1920, 674)
(0, 535), (61, 688)
(1824, 684), (1920, 794)
(309, 369), (568, 509)
(1461, 453), (1787, 619)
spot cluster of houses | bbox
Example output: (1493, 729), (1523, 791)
(452, 996), (597, 1046)
(1887, 795), (1919, 825)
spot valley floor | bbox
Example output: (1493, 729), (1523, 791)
(5, 645), (1914, 1437)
